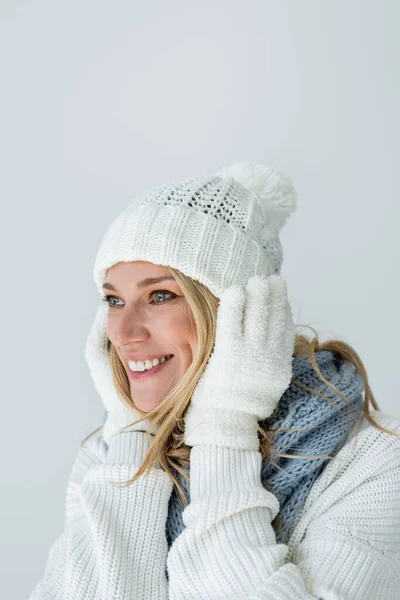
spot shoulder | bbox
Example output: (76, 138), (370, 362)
(287, 410), (400, 558)
(310, 410), (399, 489)
(322, 410), (400, 484)
(79, 425), (109, 461)
(303, 409), (400, 504)
(71, 425), (109, 478)
(64, 425), (108, 525)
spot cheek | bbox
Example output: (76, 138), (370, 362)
(161, 311), (196, 344)
(106, 323), (114, 341)
(106, 314), (120, 342)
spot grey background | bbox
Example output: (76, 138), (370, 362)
(1, 1), (399, 597)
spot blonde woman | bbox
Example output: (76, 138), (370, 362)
(29, 161), (400, 599)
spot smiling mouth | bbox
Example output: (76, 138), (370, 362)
(127, 355), (175, 380)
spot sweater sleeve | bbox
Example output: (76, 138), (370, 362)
(28, 429), (173, 600)
(166, 416), (400, 599)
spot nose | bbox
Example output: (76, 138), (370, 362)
(111, 306), (151, 347)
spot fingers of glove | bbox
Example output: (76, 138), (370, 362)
(263, 275), (294, 358)
(284, 304), (297, 357)
(216, 284), (246, 345)
(263, 372), (292, 407)
(244, 275), (272, 345)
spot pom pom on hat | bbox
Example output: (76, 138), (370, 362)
(215, 160), (298, 233)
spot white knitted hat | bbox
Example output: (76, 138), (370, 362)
(84, 160), (298, 444)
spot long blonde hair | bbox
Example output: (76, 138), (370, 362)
(83, 266), (400, 536)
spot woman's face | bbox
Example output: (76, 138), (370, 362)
(103, 260), (198, 412)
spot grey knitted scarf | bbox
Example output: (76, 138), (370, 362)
(103, 350), (364, 548)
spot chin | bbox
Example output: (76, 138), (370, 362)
(130, 397), (164, 413)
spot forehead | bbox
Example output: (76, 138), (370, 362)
(104, 261), (175, 291)
(106, 261), (170, 278)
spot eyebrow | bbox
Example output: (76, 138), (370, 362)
(102, 275), (175, 292)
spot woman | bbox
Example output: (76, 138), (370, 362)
(29, 161), (400, 599)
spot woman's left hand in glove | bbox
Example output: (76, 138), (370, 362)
(184, 274), (296, 451)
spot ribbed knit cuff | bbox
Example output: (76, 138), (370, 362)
(184, 406), (260, 450)
(191, 443), (259, 491)
(188, 444), (279, 520)
(106, 431), (154, 465)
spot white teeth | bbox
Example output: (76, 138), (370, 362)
(128, 354), (172, 372)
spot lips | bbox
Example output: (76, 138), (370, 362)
(127, 355), (174, 380)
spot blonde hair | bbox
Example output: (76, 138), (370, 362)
(83, 267), (400, 538)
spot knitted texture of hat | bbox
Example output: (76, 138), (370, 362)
(161, 350), (365, 549)
(91, 160), (298, 300)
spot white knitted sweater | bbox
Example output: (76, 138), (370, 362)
(29, 409), (400, 599)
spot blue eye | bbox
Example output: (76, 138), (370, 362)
(101, 295), (122, 307)
(101, 290), (175, 308)
(151, 290), (174, 304)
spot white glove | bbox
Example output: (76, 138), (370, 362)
(85, 301), (157, 446)
(184, 274), (296, 451)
